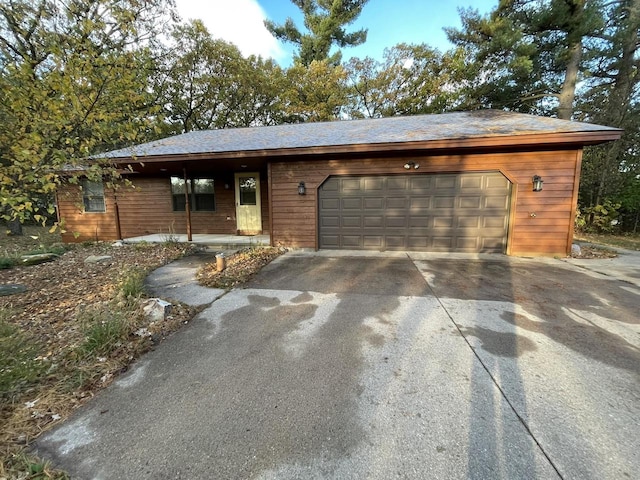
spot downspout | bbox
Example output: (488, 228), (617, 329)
(183, 167), (192, 241)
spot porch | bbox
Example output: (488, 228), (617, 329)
(123, 233), (271, 250)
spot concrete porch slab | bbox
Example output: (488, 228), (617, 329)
(123, 233), (270, 250)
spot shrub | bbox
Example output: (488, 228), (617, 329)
(576, 200), (622, 234)
(0, 256), (17, 269)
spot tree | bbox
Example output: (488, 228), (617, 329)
(576, 0), (640, 225)
(345, 43), (466, 118)
(446, 0), (603, 118)
(265, 0), (369, 66)
(282, 59), (348, 122)
(0, 0), (175, 228)
(156, 20), (288, 134)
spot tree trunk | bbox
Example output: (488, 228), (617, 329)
(557, 39), (582, 120)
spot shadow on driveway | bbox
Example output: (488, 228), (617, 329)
(32, 253), (639, 479)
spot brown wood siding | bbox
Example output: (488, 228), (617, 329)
(270, 150), (581, 256)
(59, 176), (271, 241)
(58, 185), (119, 242)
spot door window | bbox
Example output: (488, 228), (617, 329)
(239, 177), (257, 205)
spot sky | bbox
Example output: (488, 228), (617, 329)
(173, 0), (498, 65)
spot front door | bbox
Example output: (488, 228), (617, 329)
(235, 173), (262, 235)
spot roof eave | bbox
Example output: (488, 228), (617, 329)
(103, 129), (624, 164)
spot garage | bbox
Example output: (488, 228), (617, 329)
(318, 172), (511, 252)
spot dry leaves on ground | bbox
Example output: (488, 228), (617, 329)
(570, 245), (618, 259)
(197, 247), (286, 289)
(0, 241), (199, 478)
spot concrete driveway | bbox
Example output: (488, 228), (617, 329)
(35, 251), (640, 479)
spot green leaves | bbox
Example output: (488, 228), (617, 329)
(264, 0), (369, 66)
(0, 0), (173, 224)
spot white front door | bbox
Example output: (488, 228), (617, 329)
(235, 172), (262, 235)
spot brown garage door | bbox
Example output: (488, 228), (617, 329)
(318, 172), (511, 252)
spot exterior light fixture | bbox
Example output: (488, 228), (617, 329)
(298, 181), (306, 195)
(532, 175), (544, 192)
(403, 162), (420, 170)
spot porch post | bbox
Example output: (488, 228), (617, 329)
(183, 167), (192, 241)
(114, 193), (122, 240)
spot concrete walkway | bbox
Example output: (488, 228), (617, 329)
(34, 251), (640, 479)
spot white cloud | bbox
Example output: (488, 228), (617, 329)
(174, 0), (285, 61)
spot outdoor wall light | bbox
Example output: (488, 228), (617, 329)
(532, 175), (544, 192)
(403, 161), (420, 170)
(298, 181), (306, 195)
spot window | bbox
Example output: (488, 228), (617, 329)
(238, 176), (257, 205)
(171, 177), (215, 211)
(81, 179), (105, 212)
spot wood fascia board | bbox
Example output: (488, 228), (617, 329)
(106, 129), (623, 165)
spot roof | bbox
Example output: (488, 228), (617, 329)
(98, 110), (622, 161)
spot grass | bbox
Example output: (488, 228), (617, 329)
(0, 310), (49, 404)
(117, 267), (147, 299)
(574, 233), (640, 251)
(76, 305), (131, 359)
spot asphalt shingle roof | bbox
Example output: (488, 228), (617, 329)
(99, 110), (621, 160)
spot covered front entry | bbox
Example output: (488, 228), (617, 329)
(318, 172), (511, 252)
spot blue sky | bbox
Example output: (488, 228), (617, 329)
(174, 0), (497, 65)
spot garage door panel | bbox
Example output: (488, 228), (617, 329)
(364, 197), (384, 209)
(457, 216), (480, 228)
(435, 176), (457, 189)
(321, 235), (340, 247)
(322, 178), (339, 192)
(410, 197), (431, 209)
(342, 216), (362, 228)
(321, 216), (340, 227)
(456, 237), (480, 250)
(342, 235), (362, 247)
(486, 175), (510, 189)
(363, 236), (384, 248)
(342, 178), (362, 191)
(364, 216), (384, 227)
(432, 237), (454, 249)
(410, 176), (432, 190)
(385, 236), (406, 248)
(460, 176), (483, 189)
(321, 198), (340, 210)
(483, 216), (508, 228)
(364, 178), (384, 190)
(484, 196), (510, 209)
(409, 216), (430, 228)
(342, 198), (362, 209)
(433, 216), (454, 228)
(434, 196), (455, 208)
(387, 197), (408, 208)
(387, 177), (408, 189)
(459, 196), (482, 209)
(386, 216), (407, 228)
(319, 172), (510, 252)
